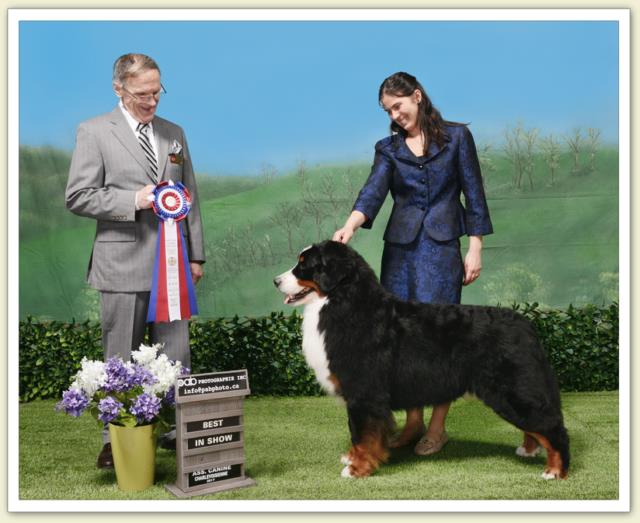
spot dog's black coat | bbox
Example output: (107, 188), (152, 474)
(293, 240), (569, 471)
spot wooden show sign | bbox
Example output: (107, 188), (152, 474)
(165, 369), (256, 497)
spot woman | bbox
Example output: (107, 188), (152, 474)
(333, 72), (493, 456)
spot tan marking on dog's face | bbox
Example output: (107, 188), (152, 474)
(274, 246), (325, 306)
(296, 279), (326, 298)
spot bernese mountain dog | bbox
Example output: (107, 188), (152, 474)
(274, 240), (569, 480)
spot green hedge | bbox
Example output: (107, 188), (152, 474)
(19, 303), (618, 402)
(514, 302), (619, 392)
(189, 313), (320, 396)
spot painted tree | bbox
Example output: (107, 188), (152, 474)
(564, 128), (583, 174)
(482, 263), (550, 307)
(262, 234), (276, 265)
(296, 159), (307, 186)
(540, 134), (561, 186)
(270, 201), (304, 255)
(522, 127), (539, 190)
(586, 127), (601, 174)
(301, 187), (328, 241)
(236, 223), (263, 266)
(477, 143), (496, 188)
(260, 162), (277, 184)
(503, 124), (525, 188)
(218, 226), (247, 271)
(342, 167), (361, 205)
(504, 123), (537, 190)
(318, 170), (346, 229)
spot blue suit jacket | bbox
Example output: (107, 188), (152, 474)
(353, 124), (493, 244)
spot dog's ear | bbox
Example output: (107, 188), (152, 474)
(315, 256), (356, 293)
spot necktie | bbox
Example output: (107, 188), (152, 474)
(137, 122), (159, 181)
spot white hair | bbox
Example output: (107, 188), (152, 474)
(112, 53), (160, 86)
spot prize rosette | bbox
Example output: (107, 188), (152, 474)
(147, 180), (198, 323)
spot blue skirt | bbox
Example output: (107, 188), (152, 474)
(380, 225), (463, 305)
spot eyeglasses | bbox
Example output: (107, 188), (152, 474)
(121, 83), (167, 103)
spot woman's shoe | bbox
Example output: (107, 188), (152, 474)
(414, 431), (449, 456)
(388, 425), (426, 449)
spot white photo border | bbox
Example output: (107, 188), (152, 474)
(7, 8), (631, 513)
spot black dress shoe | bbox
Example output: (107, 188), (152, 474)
(97, 443), (114, 469)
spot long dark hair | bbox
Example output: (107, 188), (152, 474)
(378, 72), (458, 154)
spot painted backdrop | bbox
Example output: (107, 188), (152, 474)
(19, 18), (620, 320)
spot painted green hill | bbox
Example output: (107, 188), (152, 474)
(19, 145), (618, 320)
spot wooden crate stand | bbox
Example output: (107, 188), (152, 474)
(165, 369), (256, 497)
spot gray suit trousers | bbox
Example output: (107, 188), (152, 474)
(100, 291), (190, 443)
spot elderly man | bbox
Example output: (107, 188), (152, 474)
(66, 53), (205, 468)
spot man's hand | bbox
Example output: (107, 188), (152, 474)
(135, 185), (156, 210)
(190, 262), (204, 284)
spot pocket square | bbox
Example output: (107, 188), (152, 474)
(169, 140), (183, 165)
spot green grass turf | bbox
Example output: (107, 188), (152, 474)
(19, 393), (619, 500)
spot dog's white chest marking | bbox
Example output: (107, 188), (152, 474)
(302, 297), (335, 395)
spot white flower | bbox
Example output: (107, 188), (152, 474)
(143, 354), (182, 396)
(131, 343), (163, 367)
(170, 140), (183, 155)
(130, 344), (183, 396)
(71, 357), (106, 397)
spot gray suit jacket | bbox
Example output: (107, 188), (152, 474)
(66, 107), (206, 292)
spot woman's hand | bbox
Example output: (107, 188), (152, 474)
(463, 236), (483, 286)
(332, 226), (355, 244)
(332, 211), (367, 244)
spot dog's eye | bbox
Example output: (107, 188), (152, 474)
(299, 256), (304, 264)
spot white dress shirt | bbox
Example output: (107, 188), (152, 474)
(118, 99), (159, 161)
(119, 100), (159, 210)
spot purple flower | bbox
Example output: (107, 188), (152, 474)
(130, 393), (161, 423)
(103, 358), (156, 393)
(103, 358), (132, 393)
(129, 364), (156, 388)
(56, 388), (89, 417)
(163, 386), (176, 406)
(179, 366), (191, 376)
(97, 396), (123, 424)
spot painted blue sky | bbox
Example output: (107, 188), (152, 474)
(19, 20), (619, 175)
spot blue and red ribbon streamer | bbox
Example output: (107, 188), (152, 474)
(147, 181), (198, 323)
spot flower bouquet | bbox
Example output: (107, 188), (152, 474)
(57, 343), (188, 436)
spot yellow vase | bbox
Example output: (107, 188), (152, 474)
(108, 423), (157, 491)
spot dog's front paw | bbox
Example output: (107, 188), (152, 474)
(341, 465), (354, 478)
(541, 467), (566, 480)
(340, 453), (354, 477)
